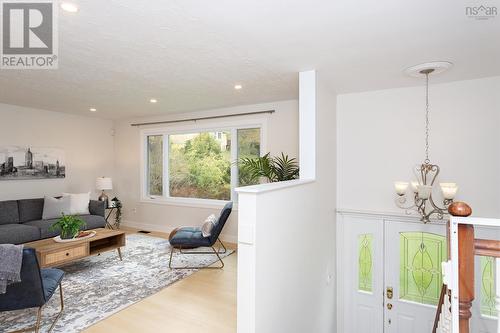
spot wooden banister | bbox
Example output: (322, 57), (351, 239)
(432, 284), (448, 333)
(474, 239), (500, 258)
(449, 202), (474, 333)
(434, 203), (500, 333)
(458, 223), (474, 333)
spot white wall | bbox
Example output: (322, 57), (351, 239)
(337, 76), (500, 218)
(113, 100), (299, 242)
(0, 103), (114, 201)
(237, 71), (337, 333)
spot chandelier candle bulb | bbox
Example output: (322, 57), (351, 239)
(394, 182), (409, 196)
(440, 183), (458, 200)
(417, 185), (433, 200)
(410, 181), (420, 193)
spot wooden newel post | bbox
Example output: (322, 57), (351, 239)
(449, 202), (473, 333)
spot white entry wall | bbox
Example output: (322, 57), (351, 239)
(337, 76), (500, 218)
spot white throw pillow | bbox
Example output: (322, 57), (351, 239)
(62, 192), (90, 215)
(201, 214), (217, 237)
(42, 196), (72, 220)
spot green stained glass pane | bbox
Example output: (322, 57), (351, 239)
(358, 234), (373, 292)
(480, 256), (496, 317)
(400, 232), (446, 305)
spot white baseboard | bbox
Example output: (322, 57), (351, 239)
(121, 219), (238, 244)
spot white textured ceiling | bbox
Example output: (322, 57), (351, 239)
(0, 0), (499, 119)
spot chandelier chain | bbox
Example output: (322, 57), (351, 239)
(425, 73), (430, 164)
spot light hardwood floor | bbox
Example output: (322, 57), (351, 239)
(83, 228), (237, 333)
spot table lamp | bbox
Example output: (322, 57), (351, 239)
(96, 177), (113, 207)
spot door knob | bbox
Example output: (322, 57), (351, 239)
(386, 287), (393, 299)
(387, 303), (393, 310)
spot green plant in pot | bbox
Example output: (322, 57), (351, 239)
(111, 197), (122, 229)
(50, 214), (86, 239)
(238, 152), (300, 184)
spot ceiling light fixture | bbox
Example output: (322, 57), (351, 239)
(234, 84), (242, 90)
(89, 108), (97, 112)
(61, 2), (79, 13)
(394, 61), (456, 223)
(150, 99), (158, 103)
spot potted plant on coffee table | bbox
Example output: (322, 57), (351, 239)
(50, 214), (86, 239)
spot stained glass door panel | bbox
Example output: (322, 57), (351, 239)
(399, 232), (446, 305)
(384, 221), (446, 333)
(358, 234), (373, 292)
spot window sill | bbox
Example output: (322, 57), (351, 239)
(140, 197), (237, 210)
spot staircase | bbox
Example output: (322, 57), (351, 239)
(433, 203), (500, 333)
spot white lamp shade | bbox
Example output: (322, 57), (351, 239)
(96, 177), (113, 190)
(417, 185), (433, 200)
(394, 181), (409, 195)
(440, 183), (458, 200)
(410, 181), (420, 193)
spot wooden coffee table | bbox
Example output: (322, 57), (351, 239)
(24, 228), (126, 268)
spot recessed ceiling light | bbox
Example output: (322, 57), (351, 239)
(150, 98), (158, 103)
(89, 108), (97, 112)
(234, 84), (242, 90)
(61, 2), (79, 13)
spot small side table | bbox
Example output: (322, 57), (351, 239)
(105, 207), (117, 229)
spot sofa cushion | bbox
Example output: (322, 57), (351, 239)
(89, 200), (105, 217)
(0, 224), (40, 244)
(79, 215), (106, 230)
(18, 198), (44, 223)
(25, 215), (106, 239)
(42, 196), (71, 220)
(24, 219), (61, 239)
(62, 192), (90, 215)
(0, 201), (19, 225)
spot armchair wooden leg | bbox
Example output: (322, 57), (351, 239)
(169, 246), (225, 270)
(217, 238), (227, 254)
(168, 246), (175, 269)
(34, 307), (42, 333)
(178, 238), (227, 255)
(47, 282), (64, 333)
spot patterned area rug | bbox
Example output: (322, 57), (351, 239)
(0, 234), (233, 333)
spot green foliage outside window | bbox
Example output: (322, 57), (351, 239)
(147, 135), (163, 196)
(147, 128), (263, 200)
(170, 132), (231, 200)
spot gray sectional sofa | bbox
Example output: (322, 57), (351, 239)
(0, 198), (106, 244)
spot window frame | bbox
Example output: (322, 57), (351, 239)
(140, 118), (267, 208)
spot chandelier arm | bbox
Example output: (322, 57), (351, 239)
(395, 196), (417, 211)
(428, 194), (448, 212)
(429, 165), (440, 186)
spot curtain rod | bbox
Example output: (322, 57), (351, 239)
(130, 110), (275, 127)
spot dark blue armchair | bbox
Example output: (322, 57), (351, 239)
(0, 248), (64, 333)
(169, 201), (232, 269)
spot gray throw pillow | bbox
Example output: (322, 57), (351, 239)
(42, 196), (71, 220)
(201, 214), (217, 237)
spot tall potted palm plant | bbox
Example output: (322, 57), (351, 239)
(238, 152), (299, 184)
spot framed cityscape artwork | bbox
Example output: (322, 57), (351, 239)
(0, 146), (66, 180)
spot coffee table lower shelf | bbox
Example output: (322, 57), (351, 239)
(24, 228), (126, 268)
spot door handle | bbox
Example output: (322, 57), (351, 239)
(387, 303), (393, 310)
(386, 287), (393, 299)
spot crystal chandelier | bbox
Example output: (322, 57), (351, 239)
(394, 62), (457, 223)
